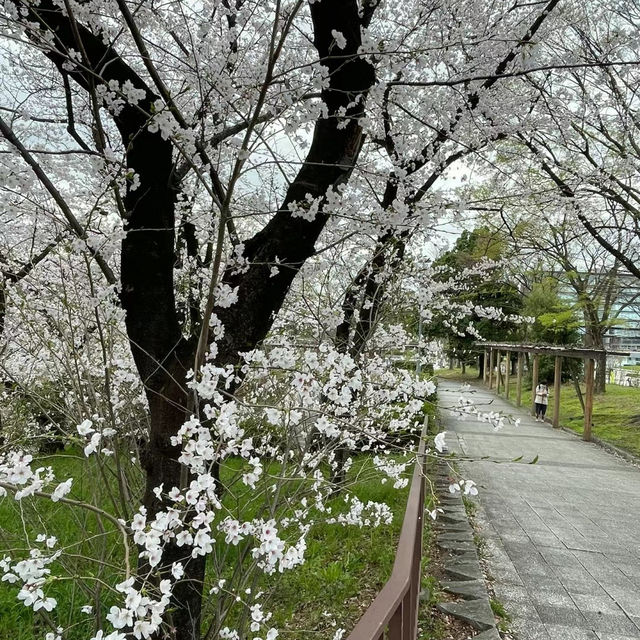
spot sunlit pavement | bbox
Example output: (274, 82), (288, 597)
(438, 379), (640, 640)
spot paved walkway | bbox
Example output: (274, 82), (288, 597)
(438, 379), (640, 640)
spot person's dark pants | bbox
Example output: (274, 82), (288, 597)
(535, 403), (547, 419)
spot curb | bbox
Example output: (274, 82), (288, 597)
(434, 462), (501, 639)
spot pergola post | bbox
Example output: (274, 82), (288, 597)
(488, 349), (494, 389)
(584, 358), (595, 441)
(516, 352), (524, 407)
(531, 354), (539, 416)
(505, 350), (511, 399)
(476, 343), (628, 429)
(483, 349), (489, 383)
(552, 355), (562, 428)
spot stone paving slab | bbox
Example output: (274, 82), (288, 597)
(436, 599), (495, 630)
(472, 629), (502, 640)
(438, 380), (640, 640)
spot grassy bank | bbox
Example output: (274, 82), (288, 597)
(265, 457), (413, 636)
(0, 417), (441, 639)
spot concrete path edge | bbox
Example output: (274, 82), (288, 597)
(435, 460), (501, 638)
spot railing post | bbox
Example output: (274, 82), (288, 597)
(388, 602), (403, 639)
(584, 358), (595, 441)
(516, 352), (524, 407)
(410, 518), (420, 639)
(531, 353), (539, 416)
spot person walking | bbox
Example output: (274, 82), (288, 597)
(534, 381), (549, 422)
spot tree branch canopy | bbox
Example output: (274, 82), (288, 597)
(215, 0), (377, 364)
(14, 0), (183, 385)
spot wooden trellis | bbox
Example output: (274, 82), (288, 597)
(475, 342), (630, 441)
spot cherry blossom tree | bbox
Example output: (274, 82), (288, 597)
(0, 1), (383, 636)
(485, 0), (640, 279)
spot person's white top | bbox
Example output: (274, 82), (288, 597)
(534, 384), (549, 405)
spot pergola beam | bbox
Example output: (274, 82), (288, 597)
(474, 341), (629, 360)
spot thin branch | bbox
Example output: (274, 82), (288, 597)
(0, 117), (117, 286)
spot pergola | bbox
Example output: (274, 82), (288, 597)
(474, 342), (630, 441)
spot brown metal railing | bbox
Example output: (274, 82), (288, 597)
(346, 417), (428, 640)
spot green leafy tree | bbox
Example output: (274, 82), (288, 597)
(521, 278), (582, 383)
(427, 228), (524, 375)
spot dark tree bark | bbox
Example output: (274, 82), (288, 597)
(596, 352), (607, 393)
(215, 0), (375, 365)
(571, 371), (586, 413)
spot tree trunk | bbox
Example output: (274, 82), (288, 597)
(595, 352), (607, 394)
(584, 326), (607, 394)
(570, 371), (585, 413)
(140, 353), (206, 637)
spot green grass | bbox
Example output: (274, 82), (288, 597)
(490, 597), (511, 633)
(263, 405), (440, 635)
(0, 451), (131, 640)
(0, 441), (435, 639)
(461, 495), (477, 518)
(434, 366), (481, 381)
(265, 462), (412, 636)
